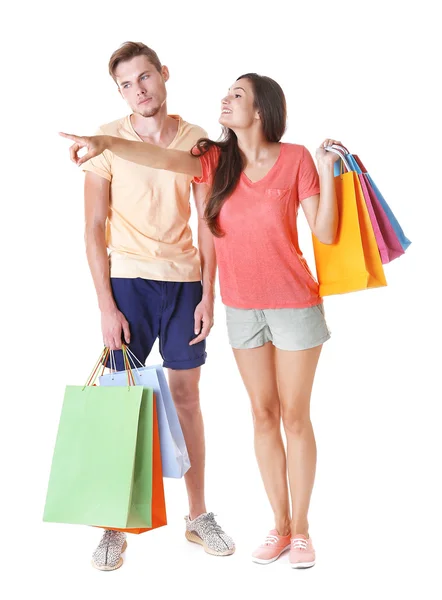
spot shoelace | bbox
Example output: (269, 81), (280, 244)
(291, 538), (308, 550)
(263, 534), (279, 546)
(203, 513), (225, 535)
(101, 530), (123, 545)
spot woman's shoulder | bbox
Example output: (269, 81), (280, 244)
(281, 143), (317, 164)
(192, 140), (221, 159)
(281, 142), (308, 155)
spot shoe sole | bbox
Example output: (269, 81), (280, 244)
(91, 540), (128, 571)
(290, 560), (316, 569)
(185, 530), (235, 556)
(252, 544), (291, 564)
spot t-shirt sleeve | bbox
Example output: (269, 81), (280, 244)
(82, 127), (113, 182)
(192, 145), (220, 185)
(298, 146), (320, 201)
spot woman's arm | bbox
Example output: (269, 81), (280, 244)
(301, 138), (340, 245)
(59, 132), (202, 178)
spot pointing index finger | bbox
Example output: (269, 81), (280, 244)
(59, 132), (83, 143)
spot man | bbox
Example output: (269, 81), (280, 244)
(81, 41), (235, 570)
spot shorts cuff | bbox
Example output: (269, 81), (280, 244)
(230, 338), (268, 350)
(163, 353), (207, 370)
(274, 332), (331, 352)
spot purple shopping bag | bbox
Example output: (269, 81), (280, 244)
(358, 174), (405, 264)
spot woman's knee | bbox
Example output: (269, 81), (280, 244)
(281, 408), (311, 435)
(252, 404), (280, 433)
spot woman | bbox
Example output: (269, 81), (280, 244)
(61, 73), (341, 569)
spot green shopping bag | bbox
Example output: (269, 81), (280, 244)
(43, 348), (154, 528)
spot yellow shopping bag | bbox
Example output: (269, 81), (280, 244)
(313, 163), (387, 296)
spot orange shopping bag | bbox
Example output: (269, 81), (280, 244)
(101, 396), (167, 534)
(312, 152), (387, 296)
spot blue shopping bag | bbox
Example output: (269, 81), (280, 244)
(100, 351), (190, 479)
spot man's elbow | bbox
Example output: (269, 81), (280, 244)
(84, 222), (105, 245)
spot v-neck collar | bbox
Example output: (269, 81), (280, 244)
(127, 114), (182, 149)
(241, 143), (285, 186)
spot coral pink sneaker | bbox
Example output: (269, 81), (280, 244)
(252, 529), (291, 564)
(289, 534), (315, 568)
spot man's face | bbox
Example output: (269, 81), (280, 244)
(115, 55), (168, 117)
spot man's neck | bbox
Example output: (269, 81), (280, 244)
(130, 105), (179, 147)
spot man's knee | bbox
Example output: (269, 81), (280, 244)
(169, 370), (201, 413)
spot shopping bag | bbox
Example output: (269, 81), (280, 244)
(333, 146), (411, 254)
(312, 151), (387, 295)
(100, 346), (190, 479)
(100, 392), (167, 534)
(43, 348), (155, 529)
(358, 174), (405, 263)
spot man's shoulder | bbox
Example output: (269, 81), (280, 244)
(95, 115), (130, 137)
(178, 117), (208, 144)
(184, 121), (208, 139)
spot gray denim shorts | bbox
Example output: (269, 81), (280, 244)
(225, 303), (331, 351)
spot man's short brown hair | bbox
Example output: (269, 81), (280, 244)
(109, 42), (162, 82)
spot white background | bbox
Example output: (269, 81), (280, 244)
(1, 1), (441, 598)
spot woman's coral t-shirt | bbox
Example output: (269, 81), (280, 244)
(194, 143), (321, 309)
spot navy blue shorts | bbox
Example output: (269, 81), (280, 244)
(109, 278), (207, 371)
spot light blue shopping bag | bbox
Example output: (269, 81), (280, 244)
(100, 352), (190, 479)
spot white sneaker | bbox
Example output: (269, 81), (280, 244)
(91, 530), (127, 571)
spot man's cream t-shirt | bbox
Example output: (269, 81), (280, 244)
(82, 115), (207, 281)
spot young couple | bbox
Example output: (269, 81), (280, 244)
(63, 41), (341, 571)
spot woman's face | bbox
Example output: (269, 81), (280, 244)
(219, 78), (259, 130)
